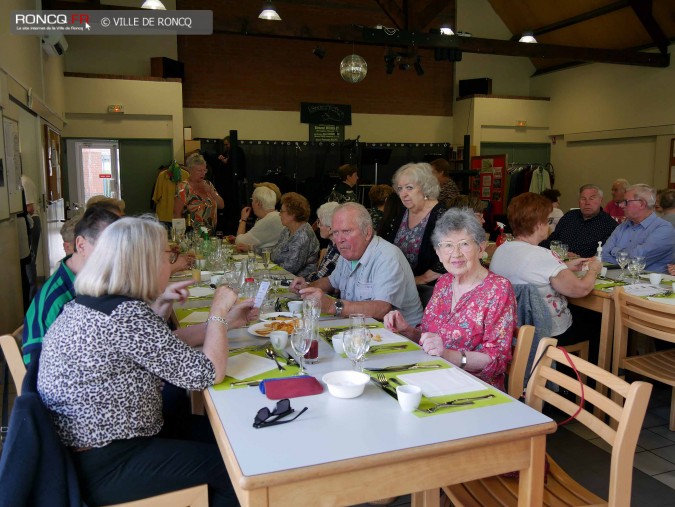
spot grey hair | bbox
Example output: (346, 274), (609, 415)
(613, 178), (630, 191)
(628, 183), (657, 208)
(393, 162), (440, 200)
(317, 201), (340, 227)
(334, 202), (373, 235)
(252, 186), (276, 210)
(75, 215), (167, 303)
(186, 153), (206, 169)
(432, 208), (486, 246)
(578, 184), (603, 199)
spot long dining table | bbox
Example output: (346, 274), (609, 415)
(201, 316), (557, 507)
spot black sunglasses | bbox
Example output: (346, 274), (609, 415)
(253, 398), (308, 429)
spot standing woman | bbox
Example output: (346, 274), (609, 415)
(382, 162), (446, 285)
(272, 192), (320, 278)
(38, 216), (252, 506)
(173, 153), (224, 232)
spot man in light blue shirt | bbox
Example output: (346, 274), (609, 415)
(291, 203), (423, 326)
(602, 184), (674, 273)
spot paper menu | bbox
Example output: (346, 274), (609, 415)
(623, 283), (665, 297)
(398, 368), (486, 397)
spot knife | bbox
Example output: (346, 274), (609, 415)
(366, 363), (443, 372)
(230, 379), (261, 387)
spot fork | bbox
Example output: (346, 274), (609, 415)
(376, 373), (392, 389)
(419, 394), (496, 413)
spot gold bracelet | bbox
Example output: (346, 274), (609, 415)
(207, 316), (229, 327)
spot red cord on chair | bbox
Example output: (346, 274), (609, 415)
(556, 346), (586, 426)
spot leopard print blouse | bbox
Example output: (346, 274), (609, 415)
(38, 295), (216, 448)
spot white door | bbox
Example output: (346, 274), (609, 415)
(73, 140), (121, 206)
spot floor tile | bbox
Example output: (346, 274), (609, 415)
(652, 445), (675, 464)
(654, 471), (675, 490)
(633, 451), (675, 475)
(588, 437), (612, 453)
(644, 411), (669, 428)
(650, 425), (675, 443)
(638, 429), (675, 451)
(563, 421), (596, 440)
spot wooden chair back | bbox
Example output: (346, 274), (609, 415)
(507, 325), (534, 399)
(526, 338), (652, 507)
(613, 287), (675, 344)
(0, 334), (26, 397)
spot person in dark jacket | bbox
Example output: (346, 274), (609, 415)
(328, 164), (359, 203)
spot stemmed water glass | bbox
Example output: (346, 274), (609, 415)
(627, 258), (641, 284)
(343, 328), (370, 371)
(634, 256), (646, 282)
(616, 249), (629, 280)
(261, 247), (272, 277)
(290, 329), (312, 375)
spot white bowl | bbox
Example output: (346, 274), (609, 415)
(322, 370), (369, 399)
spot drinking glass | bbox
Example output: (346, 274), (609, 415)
(559, 244), (569, 261)
(349, 313), (370, 354)
(342, 328), (370, 371)
(261, 247), (272, 276)
(627, 258), (640, 284)
(290, 329), (312, 375)
(616, 249), (629, 280)
(634, 256), (646, 281)
(549, 240), (562, 258)
(303, 296), (321, 322)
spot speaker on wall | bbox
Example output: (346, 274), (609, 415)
(458, 78), (492, 97)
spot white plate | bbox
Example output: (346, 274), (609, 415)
(188, 286), (215, 298)
(247, 321), (298, 338)
(646, 297), (675, 306)
(640, 274), (675, 282)
(170, 270), (192, 280)
(259, 312), (295, 322)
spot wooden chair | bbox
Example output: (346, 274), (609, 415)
(103, 484), (209, 507)
(0, 333), (26, 396)
(612, 287), (675, 430)
(443, 337), (652, 507)
(507, 325), (535, 399)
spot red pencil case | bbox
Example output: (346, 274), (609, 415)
(259, 376), (323, 400)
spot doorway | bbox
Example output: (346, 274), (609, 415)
(70, 140), (121, 206)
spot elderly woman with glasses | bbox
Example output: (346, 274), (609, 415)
(173, 153), (224, 232)
(384, 208), (516, 390)
(381, 162), (447, 286)
(38, 216), (253, 506)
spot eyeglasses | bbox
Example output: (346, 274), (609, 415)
(618, 199), (643, 207)
(253, 399), (308, 429)
(165, 250), (179, 264)
(436, 240), (475, 253)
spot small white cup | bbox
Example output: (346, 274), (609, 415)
(332, 335), (344, 354)
(396, 385), (422, 412)
(649, 273), (663, 285)
(600, 267), (608, 277)
(287, 300), (303, 314)
(269, 330), (288, 351)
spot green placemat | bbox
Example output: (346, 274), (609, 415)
(174, 306), (210, 327)
(648, 293), (675, 300)
(319, 323), (385, 345)
(367, 341), (420, 355)
(213, 348), (300, 390)
(365, 360), (512, 417)
(594, 280), (627, 290)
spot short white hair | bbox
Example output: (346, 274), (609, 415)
(317, 201), (340, 227)
(75, 215), (167, 303)
(252, 186), (276, 210)
(393, 162), (440, 200)
(628, 183), (656, 208)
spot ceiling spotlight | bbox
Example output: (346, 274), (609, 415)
(312, 46), (326, 59)
(440, 25), (454, 36)
(413, 56), (424, 76)
(384, 51), (396, 74)
(258, 1), (281, 21)
(141, 0), (166, 9)
(519, 32), (537, 43)
(399, 62), (410, 71)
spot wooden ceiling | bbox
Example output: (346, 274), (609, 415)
(42, 0), (673, 74)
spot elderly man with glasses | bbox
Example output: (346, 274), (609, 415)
(602, 183), (674, 273)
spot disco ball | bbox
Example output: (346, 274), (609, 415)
(340, 54), (367, 83)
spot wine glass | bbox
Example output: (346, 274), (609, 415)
(261, 247), (272, 277)
(634, 256), (646, 281)
(290, 329), (312, 375)
(343, 328), (370, 371)
(349, 313), (370, 353)
(627, 258), (640, 284)
(559, 244), (569, 261)
(616, 249), (629, 280)
(549, 240), (562, 259)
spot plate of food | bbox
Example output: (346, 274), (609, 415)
(248, 319), (299, 337)
(259, 312), (295, 322)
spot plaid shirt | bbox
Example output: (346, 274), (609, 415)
(306, 242), (340, 282)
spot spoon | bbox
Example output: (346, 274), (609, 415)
(265, 347), (286, 371)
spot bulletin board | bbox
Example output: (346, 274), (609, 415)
(2, 115), (23, 215)
(470, 154), (507, 216)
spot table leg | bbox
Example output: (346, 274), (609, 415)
(411, 488), (440, 507)
(517, 434), (546, 507)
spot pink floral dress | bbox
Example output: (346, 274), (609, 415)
(419, 271), (516, 391)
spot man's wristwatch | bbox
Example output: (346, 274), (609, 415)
(459, 350), (467, 369)
(334, 299), (344, 317)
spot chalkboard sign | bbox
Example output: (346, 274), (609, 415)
(309, 124), (344, 143)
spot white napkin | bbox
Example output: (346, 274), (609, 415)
(188, 286), (215, 298)
(179, 311), (209, 324)
(398, 368), (485, 397)
(226, 353), (276, 380)
(623, 283), (663, 297)
(367, 328), (408, 345)
(647, 297), (675, 306)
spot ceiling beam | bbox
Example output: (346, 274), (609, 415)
(417, 0), (452, 31)
(509, 0), (631, 41)
(372, 0), (405, 30)
(629, 0), (669, 54)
